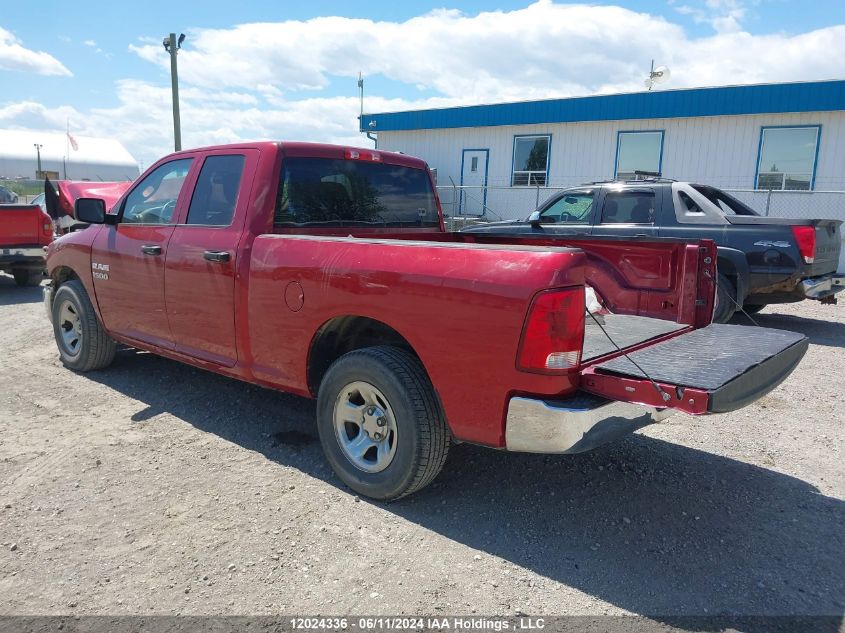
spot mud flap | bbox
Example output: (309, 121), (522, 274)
(582, 324), (808, 414)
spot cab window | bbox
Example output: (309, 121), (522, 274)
(121, 159), (193, 224)
(186, 155), (245, 226)
(539, 191), (594, 225)
(600, 190), (656, 224)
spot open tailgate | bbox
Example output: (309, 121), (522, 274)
(581, 324), (808, 414)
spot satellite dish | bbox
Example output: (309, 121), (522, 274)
(644, 63), (671, 90)
(652, 66), (671, 83)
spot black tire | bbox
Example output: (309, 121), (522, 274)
(712, 273), (736, 324)
(742, 303), (766, 315)
(316, 346), (450, 501)
(12, 269), (40, 287)
(51, 280), (116, 371)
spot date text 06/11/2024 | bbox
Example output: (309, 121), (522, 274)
(289, 617), (547, 630)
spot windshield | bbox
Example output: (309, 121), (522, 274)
(275, 157), (439, 228)
(691, 185), (759, 216)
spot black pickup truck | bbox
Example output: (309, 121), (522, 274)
(462, 179), (844, 322)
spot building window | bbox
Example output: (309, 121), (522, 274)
(512, 135), (550, 186)
(756, 126), (820, 190)
(615, 131), (664, 180)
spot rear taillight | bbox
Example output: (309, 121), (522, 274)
(517, 287), (585, 373)
(791, 226), (816, 264)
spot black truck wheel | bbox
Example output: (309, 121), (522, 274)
(742, 304), (767, 315)
(51, 280), (116, 371)
(713, 273), (737, 324)
(13, 269), (41, 287)
(316, 346), (449, 501)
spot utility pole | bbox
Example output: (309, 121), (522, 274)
(162, 33), (185, 151)
(359, 73), (377, 148)
(33, 143), (43, 178)
(358, 71), (364, 119)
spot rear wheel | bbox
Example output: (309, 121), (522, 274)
(316, 346), (449, 501)
(12, 269), (41, 287)
(713, 273), (736, 324)
(742, 303), (767, 315)
(51, 280), (116, 371)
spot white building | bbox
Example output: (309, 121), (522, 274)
(0, 129), (139, 182)
(361, 80), (845, 220)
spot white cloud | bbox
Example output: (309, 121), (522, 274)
(677, 0), (751, 33)
(83, 40), (97, 47)
(1, 1), (843, 166)
(0, 26), (72, 76)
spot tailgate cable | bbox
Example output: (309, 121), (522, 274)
(703, 269), (761, 327)
(584, 309), (672, 403)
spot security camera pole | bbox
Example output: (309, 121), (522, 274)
(162, 33), (185, 151)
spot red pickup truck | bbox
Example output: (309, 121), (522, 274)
(1, 203), (53, 285)
(43, 142), (808, 500)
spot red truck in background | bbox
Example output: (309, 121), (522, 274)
(44, 179), (131, 234)
(1, 203), (53, 286)
(43, 142), (808, 500)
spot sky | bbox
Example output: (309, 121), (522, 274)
(1, 0), (844, 169)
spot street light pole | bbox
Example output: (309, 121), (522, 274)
(33, 144), (43, 178)
(162, 33), (185, 151)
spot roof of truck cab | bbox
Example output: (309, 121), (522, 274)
(165, 141), (428, 170)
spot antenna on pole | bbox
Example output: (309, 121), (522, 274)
(644, 59), (671, 91)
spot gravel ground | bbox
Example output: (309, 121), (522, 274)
(0, 274), (842, 621)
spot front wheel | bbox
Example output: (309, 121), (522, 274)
(316, 346), (450, 501)
(51, 280), (116, 371)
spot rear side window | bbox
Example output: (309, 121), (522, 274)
(274, 158), (439, 227)
(186, 155), (246, 226)
(600, 190), (656, 224)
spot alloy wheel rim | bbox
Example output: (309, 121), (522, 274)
(333, 381), (398, 473)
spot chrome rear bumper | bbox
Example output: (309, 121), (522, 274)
(0, 246), (45, 260)
(505, 392), (673, 454)
(800, 274), (845, 300)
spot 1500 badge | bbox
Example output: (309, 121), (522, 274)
(92, 262), (109, 280)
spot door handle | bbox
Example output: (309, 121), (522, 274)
(203, 250), (231, 263)
(141, 245), (162, 256)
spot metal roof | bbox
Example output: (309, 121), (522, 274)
(360, 80), (845, 132)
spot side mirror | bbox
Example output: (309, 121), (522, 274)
(74, 198), (114, 225)
(528, 211), (542, 228)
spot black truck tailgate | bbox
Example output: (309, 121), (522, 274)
(582, 324), (808, 414)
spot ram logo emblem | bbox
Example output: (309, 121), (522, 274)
(92, 262), (110, 280)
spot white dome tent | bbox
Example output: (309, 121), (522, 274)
(0, 129), (139, 182)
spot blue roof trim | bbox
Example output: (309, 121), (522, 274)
(360, 80), (845, 132)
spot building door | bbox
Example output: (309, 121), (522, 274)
(460, 149), (488, 215)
